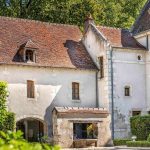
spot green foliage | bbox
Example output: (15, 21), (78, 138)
(0, 81), (15, 132)
(0, 0), (147, 29)
(0, 131), (60, 150)
(147, 134), (150, 142)
(113, 139), (131, 146)
(2, 112), (15, 132)
(130, 115), (150, 140)
(127, 141), (150, 147)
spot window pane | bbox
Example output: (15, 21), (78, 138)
(26, 50), (34, 62)
(125, 87), (130, 96)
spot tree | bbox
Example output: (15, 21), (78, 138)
(0, 81), (15, 132)
(0, 0), (148, 29)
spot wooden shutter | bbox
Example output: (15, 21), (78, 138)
(99, 56), (104, 78)
(72, 82), (79, 100)
(27, 80), (35, 98)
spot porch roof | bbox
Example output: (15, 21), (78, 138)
(53, 107), (109, 115)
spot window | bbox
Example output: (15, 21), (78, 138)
(73, 123), (98, 139)
(124, 86), (130, 96)
(72, 82), (80, 100)
(26, 50), (34, 62)
(27, 80), (35, 98)
(99, 56), (104, 78)
(137, 55), (142, 61)
(132, 111), (141, 116)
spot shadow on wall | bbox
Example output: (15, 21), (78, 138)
(105, 138), (113, 147)
(44, 84), (61, 137)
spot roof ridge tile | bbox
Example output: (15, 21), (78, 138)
(97, 25), (122, 30)
(0, 16), (77, 28)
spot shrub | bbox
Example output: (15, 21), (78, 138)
(3, 112), (15, 131)
(127, 141), (150, 147)
(0, 81), (15, 132)
(113, 139), (131, 146)
(130, 115), (150, 140)
(0, 131), (60, 150)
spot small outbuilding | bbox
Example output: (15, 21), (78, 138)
(52, 107), (112, 148)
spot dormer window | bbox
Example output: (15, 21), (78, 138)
(26, 50), (34, 62)
(18, 40), (38, 63)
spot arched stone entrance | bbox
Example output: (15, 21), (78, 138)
(16, 118), (45, 142)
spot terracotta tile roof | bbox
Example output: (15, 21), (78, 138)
(97, 26), (146, 49)
(132, 0), (150, 34)
(53, 107), (108, 114)
(0, 16), (97, 70)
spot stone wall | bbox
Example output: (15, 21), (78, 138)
(52, 108), (112, 148)
(0, 64), (96, 137)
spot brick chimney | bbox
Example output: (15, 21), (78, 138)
(84, 13), (95, 33)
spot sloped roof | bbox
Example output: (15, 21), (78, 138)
(97, 26), (146, 49)
(53, 107), (108, 114)
(0, 16), (97, 70)
(132, 0), (150, 34)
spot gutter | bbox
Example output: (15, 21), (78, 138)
(96, 71), (99, 108)
(110, 48), (114, 140)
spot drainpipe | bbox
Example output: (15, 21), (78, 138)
(110, 48), (114, 140)
(96, 71), (99, 108)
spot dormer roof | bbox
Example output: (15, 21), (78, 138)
(22, 39), (39, 49)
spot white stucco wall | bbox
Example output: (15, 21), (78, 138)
(135, 32), (150, 50)
(82, 25), (149, 139)
(112, 48), (147, 138)
(145, 51), (150, 109)
(82, 25), (111, 109)
(136, 36), (147, 48)
(0, 64), (96, 136)
(82, 26), (106, 68)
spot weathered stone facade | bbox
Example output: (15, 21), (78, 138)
(52, 107), (112, 148)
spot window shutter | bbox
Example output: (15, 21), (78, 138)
(72, 82), (80, 100)
(27, 80), (35, 98)
(99, 56), (104, 78)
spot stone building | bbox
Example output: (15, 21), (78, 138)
(0, 0), (150, 148)
(82, 0), (150, 138)
(0, 16), (111, 147)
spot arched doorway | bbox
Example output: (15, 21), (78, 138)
(16, 118), (44, 142)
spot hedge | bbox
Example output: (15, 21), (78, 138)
(113, 139), (131, 146)
(127, 141), (150, 147)
(130, 115), (150, 140)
